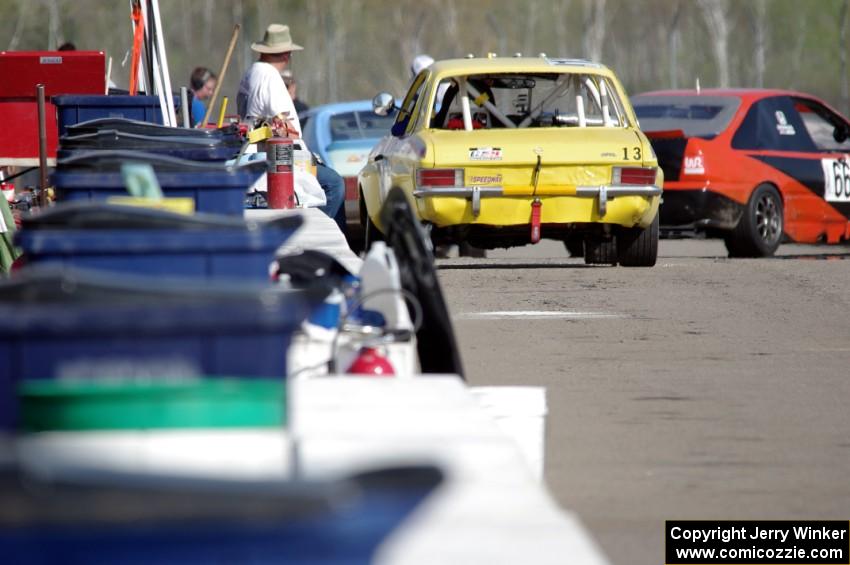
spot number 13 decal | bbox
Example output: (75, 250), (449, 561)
(623, 147), (642, 160)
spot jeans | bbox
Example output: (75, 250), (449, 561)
(315, 162), (347, 236)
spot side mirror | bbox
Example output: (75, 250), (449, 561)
(372, 92), (396, 116)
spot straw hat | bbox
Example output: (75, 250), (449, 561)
(251, 24), (303, 54)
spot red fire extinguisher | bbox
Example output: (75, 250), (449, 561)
(266, 137), (295, 209)
(347, 347), (395, 377)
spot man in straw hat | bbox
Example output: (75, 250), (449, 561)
(238, 24), (346, 235)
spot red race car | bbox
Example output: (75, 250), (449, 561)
(632, 89), (850, 256)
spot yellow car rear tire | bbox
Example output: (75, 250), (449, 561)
(616, 213), (659, 267)
(584, 237), (617, 266)
(564, 235), (584, 258)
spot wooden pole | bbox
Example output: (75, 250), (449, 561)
(180, 86), (190, 128)
(217, 97), (229, 128)
(200, 24), (240, 128)
(36, 84), (49, 208)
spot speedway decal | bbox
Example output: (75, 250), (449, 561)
(469, 147), (502, 161)
(467, 173), (502, 185)
(821, 157), (850, 202)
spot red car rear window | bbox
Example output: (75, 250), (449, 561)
(633, 95), (740, 138)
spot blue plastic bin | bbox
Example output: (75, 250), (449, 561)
(0, 466), (443, 564)
(16, 203), (301, 280)
(53, 95), (179, 136)
(52, 151), (265, 216)
(0, 267), (332, 429)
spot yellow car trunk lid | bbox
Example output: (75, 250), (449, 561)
(427, 128), (647, 194)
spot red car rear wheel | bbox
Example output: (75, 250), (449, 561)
(724, 184), (783, 258)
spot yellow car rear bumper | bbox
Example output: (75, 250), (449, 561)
(414, 186), (661, 228)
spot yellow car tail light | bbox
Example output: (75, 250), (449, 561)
(416, 168), (464, 188)
(613, 166), (657, 185)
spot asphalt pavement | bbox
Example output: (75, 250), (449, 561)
(436, 238), (850, 565)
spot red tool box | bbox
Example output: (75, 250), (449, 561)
(0, 51), (105, 166)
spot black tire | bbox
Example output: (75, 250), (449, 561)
(583, 236), (617, 265)
(458, 241), (486, 258)
(617, 213), (659, 267)
(380, 187), (465, 377)
(360, 192), (383, 251)
(364, 214), (383, 251)
(724, 184), (783, 258)
(564, 234), (584, 258)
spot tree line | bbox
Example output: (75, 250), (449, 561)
(1, 0), (848, 114)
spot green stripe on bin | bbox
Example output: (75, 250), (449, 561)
(19, 379), (286, 431)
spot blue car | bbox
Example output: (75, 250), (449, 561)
(301, 100), (396, 231)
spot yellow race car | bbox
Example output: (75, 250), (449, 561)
(358, 56), (662, 266)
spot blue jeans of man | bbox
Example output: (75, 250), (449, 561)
(315, 162), (346, 235)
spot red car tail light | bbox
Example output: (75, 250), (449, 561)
(416, 168), (463, 188)
(343, 176), (358, 201)
(614, 167), (657, 185)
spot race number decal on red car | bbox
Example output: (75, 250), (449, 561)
(822, 157), (850, 202)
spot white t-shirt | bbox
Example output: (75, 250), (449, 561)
(237, 61), (302, 137)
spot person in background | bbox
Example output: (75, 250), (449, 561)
(281, 69), (309, 114)
(0, 173), (20, 275)
(189, 67), (216, 127)
(57, 42), (76, 51)
(410, 54), (434, 77)
(410, 53), (449, 111)
(238, 23), (345, 235)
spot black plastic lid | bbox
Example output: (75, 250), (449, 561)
(20, 201), (301, 232)
(56, 150), (264, 174)
(65, 118), (240, 139)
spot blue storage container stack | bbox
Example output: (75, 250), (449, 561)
(51, 96), (258, 215)
(0, 266), (330, 429)
(4, 95), (313, 431)
(16, 201), (299, 280)
(53, 150), (263, 216)
(1, 68), (439, 565)
(0, 463), (443, 564)
(53, 95), (175, 137)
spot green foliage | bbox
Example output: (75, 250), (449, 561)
(0, 0), (847, 113)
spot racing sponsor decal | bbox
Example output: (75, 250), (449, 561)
(821, 157), (850, 202)
(750, 154), (850, 219)
(683, 152), (705, 175)
(751, 155), (822, 193)
(775, 110), (797, 136)
(469, 147), (502, 161)
(467, 173), (502, 185)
